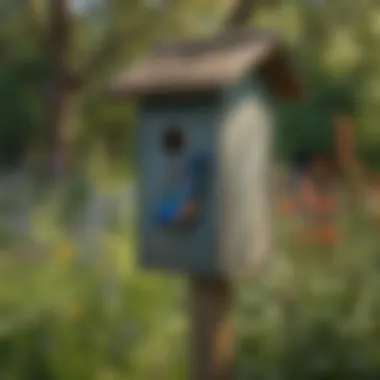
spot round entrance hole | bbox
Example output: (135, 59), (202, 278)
(162, 125), (185, 155)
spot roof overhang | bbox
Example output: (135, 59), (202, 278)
(107, 28), (303, 101)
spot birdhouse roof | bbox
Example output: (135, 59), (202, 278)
(108, 28), (302, 100)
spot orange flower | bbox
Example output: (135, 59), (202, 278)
(318, 196), (337, 214)
(278, 196), (294, 216)
(298, 224), (339, 246)
(319, 224), (339, 245)
(299, 180), (319, 212)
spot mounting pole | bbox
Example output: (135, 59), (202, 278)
(189, 276), (235, 380)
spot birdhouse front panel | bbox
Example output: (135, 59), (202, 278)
(138, 99), (219, 275)
(109, 29), (303, 277)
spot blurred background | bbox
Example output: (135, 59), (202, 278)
(1, 0), (380, 378)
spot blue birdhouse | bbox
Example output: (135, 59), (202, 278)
(108, 28), (302, 277)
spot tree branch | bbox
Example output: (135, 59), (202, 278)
(225, 0), (257, 27)
(224, 0), (278, 28)
(23, 0), (46, 42)
(78, 15), (160, 88)
(79, 0), (276, 88)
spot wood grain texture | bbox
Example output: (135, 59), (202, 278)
(137, 78), (274, 277)
(138, 99), (218, 275)
(218, 78), (274, 276)
(108, 28), (301, 101)
(189, 277), (234, 380)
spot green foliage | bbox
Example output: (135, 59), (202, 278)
(3, 1), (380, 379)
(2, 0), (380, 167)
(0, 52), (46, 168)
(237, 211), (380, 379)
(1, 182), (380, 379)
(0, 186), (188, 379)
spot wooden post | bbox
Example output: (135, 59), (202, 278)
(334, 115), (364, 204)
(189, 276), (235, 380)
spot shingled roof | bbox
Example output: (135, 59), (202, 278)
(108, 28), (302, 100)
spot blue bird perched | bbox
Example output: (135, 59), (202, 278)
(156, 152), (209, 226)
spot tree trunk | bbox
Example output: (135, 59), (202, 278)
(225, 0), (257, 27)
(47, 0), (75, 181)
(334, 115), (365, 208)
(225, 0), (278, 28)
(44, 0), (267, 181)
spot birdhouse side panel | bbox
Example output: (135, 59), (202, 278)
(137, 103), (219, 275)
(217, 81), (274, 276)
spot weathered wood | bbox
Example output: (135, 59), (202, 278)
(189, 277), (234, 380)
(219, 81), (274, 275)
(107, 24), (302, 380)
(109, 28), (301, 101)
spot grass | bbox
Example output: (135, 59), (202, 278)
(0, 175), (380, 379)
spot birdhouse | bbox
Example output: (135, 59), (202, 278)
(108, 28), (302, 277)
